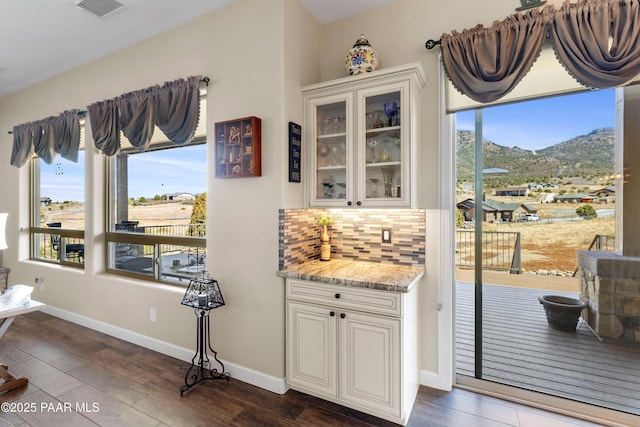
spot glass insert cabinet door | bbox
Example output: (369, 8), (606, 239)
(361, 90), (403, 203)
(311, 95), (353, 206)
(305, 63), (423, 208)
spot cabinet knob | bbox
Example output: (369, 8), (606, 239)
(340, 313), (346, 319)
(335, 293), (341, 299)
(356, 201), (362, 206)
(347, 201), (352, 206)
(330, 311), (335, 317)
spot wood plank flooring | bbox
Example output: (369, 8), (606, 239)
(456, 281), (640, 416)
(0, 311), (606, 426)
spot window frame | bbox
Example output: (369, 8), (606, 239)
(29, 151), (86, 269)
(104, 136), (207, 285)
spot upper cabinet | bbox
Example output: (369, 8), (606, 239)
(302, 63), (425, 208)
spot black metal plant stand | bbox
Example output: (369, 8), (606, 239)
(179, 274), (229, 396)
(180, 308), (229, 396)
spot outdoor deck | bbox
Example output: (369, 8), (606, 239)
(456, 280), (640, 416)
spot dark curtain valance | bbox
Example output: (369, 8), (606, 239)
(441, 7), (549, 103)
(10, 110), (82, 168)
(551, 0), (640, 89)
(88, 76), (202, 156)
(439, 0), (640, 103)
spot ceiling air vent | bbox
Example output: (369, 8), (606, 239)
(76, 0), (124, 18)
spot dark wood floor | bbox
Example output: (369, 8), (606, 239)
(456, 281), (640, 416)
(1, 311), (605, 426)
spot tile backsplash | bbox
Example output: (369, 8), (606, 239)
(279, 208), (425, 269)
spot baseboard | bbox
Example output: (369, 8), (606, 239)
(43, 305), (288, 395)
(419, 369), (443, 390)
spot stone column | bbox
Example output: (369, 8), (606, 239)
(578, 251), (640, 342)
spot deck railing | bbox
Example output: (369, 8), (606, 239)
(572, 233), (616, 276)
(114, 223), (206, 258)
(122, 223), (206, 237)
(586, 233), (615, 252)
(456, 230), (522, 274)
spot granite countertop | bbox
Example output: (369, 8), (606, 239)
(277, 259), (424, 293)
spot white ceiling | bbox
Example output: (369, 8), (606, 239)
(0, 0), (395, 98)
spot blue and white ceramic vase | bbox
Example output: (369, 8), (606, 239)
(345, 34), (378, 76)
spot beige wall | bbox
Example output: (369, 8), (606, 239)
(0, 0), (319, 384)
(0, 0), (570, 391)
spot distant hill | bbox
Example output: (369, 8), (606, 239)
(456, 127), (615, 182)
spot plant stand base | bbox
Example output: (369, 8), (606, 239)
(180, 309), (230, 396)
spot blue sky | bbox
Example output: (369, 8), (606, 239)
(40, 156), (85, 203)
(127, 145), (207, 199)
(40, 144), (207, 203)
(456, 89), (616, 151)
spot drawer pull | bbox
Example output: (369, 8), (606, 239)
(330, 311), (335, 317)
(335, 293), (341, 299)
(340, 313), (346, 319)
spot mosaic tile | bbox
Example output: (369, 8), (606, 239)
(279, 208), (426, 269)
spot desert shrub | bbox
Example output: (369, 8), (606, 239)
(188, 193), (206, 236)
(456, 208), (464, 227)
(576, 204), (597, 218)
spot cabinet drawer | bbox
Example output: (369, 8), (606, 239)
(287, 279), (402, 317)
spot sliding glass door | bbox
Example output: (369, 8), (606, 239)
(453, 90), (640, 416)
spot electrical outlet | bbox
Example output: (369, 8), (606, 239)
(382, 228), (392, 244)
(149, 308), (156, 322)
(35, 277), (44, 290)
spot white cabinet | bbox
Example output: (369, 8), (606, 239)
(302, 63), (425, 208)
(286, 279), (418, 425)
(339, 309), (401, 415)
(287, 301), (337, 397)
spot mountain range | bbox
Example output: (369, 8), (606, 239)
(456, 127), (615, 183)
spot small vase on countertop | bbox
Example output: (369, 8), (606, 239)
(318, 214), (333, 261)
(320, 225), (331, 261)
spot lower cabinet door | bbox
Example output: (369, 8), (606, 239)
(338, 310), (401, 418)
(286, 301), (338, 398)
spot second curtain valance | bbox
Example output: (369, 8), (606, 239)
(88, 75), (203, 156)
(440, 0), (640, 104)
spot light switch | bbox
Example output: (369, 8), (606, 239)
(382, 228), (392, 243)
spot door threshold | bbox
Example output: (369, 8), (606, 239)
(455, 375), (639, 427)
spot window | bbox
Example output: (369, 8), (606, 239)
(31, 137), (85, 267)
(105, 100), (207, 285)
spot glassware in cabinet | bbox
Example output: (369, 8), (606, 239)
(314, 101), (349, 203)
(363, 91), (402, 200)
(303, 62), (425, 208)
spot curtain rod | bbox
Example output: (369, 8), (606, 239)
(425, 39), (441, 50)
(7, 111), (87, 134)
(7, 76), (210, 134)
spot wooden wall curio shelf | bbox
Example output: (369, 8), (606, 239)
(215, 116), (261, 178)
